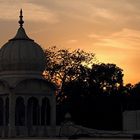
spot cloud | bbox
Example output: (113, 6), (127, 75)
(112, 28), (140, 40)
(49, 0), (140, 31)
(88, 34), (100, 39)
(0, 1), (58, 23)
(89, 28), (140, 51)
(3, 0), (139, 31)
(67, 39), (78, 44)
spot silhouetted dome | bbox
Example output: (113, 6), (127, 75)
(0, 11), (45, 73)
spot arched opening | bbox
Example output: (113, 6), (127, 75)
(41, 98), (50, 125)
(27, 97), (39, 125)
(0, 98), (3, 125)
(15, 97), (25, 126)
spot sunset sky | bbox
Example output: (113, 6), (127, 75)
(0, 0), (140, 84)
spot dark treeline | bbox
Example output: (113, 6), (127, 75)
(44, 47), (140, 130)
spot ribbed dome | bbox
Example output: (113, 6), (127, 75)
(0, 12), (45, 73)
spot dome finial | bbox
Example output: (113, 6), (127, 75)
(18, 9), (24, 27)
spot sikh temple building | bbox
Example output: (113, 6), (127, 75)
(0, 10), (56, 137)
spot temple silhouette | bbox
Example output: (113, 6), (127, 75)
(0, 10), (56, 137)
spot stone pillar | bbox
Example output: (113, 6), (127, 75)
(2, 97), (6, 137)
(39, 98), (42, 125)
(50, 93), (56, 137)
(8, 92), (16, 137)
(24, 97), (28, 136)
(38, 98), (42, 136)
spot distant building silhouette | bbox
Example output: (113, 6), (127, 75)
(0, 9), (56, 137)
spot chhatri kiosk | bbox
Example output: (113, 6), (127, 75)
(0, 10), (56, 137)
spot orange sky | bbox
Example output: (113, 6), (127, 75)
(0, 0), (140, 85)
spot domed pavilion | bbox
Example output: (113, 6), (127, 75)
(0, 10), (56, 137)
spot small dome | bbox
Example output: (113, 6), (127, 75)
(0, 10), (45, 73)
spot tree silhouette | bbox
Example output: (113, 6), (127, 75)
(43, 47), (130, 130)
(89, 63), (124, 95)
(59, 63), (124, 130)
(44, 47), (95, 103)
(131, 82), (140, 96)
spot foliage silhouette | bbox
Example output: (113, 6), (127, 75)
(89, 63), (124, 96)
(44, 46), (95, 103)
(44, 47), (140, 130)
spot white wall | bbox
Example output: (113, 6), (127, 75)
(123, 110), (140, 131)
